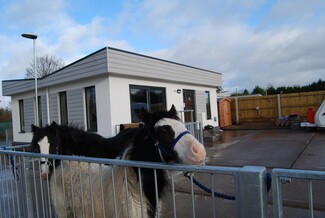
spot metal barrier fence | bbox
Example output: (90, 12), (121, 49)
(185, 122), (204, 144)
(272, 168), (325, 218)
(1, 146), (325, 217)
(0, 148), (269, 218)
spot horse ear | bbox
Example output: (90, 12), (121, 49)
(140, 107), (153, 125)
(168, 105), (177, 116)
(31, 124), (39, 133)
(50, 121), (58, 128)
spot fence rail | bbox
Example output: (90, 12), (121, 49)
(0, 148), (270, 218)
(272, 168), (325, 218)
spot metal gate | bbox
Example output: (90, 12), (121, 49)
(272, 168), (325, 218)
(1, 147), (270, 218)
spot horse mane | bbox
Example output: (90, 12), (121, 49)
(32, 122), (137, 159)
(141, 105), (179, 130)
(56, 123), (137, 158)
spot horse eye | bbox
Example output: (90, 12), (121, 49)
(158, 126), (172, 134)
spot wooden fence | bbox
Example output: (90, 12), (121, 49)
(229, 90), (325, 123)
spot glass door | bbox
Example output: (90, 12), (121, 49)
(183, 89), (196, 122)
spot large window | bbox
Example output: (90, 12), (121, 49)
(205, 91), (212, 120)
(130, 85), (166, 122)
(59, 91), (68, 125)
(19, 100), (25, 132)
(85, 86), (97, 132)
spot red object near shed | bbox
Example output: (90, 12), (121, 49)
(306, 108), (315, 123)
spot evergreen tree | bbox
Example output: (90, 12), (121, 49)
(243, 89), (249, 95)
(251, 85), (266, 95)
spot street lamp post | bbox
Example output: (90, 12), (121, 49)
(22, 33), (39, 126)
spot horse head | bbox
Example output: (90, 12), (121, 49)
(31, 121), (60, 179)
(141, 105), (206, 165)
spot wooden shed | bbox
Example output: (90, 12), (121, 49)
(218, 98), (232, 127)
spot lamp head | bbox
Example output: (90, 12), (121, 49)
(22, 33), (37, 40)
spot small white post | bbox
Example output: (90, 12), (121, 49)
(235, 97), (239, 124)
(46, 87), (50, 124)
(277, 94), (282, 118)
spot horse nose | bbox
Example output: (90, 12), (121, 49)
(191, 142), (206, 161)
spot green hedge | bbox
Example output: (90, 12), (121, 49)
(0, 122), (12, 139)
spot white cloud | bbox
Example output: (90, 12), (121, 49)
(1, 0), (325, 107)
(126, 0), (325, 93)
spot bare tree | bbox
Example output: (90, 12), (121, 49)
(25, 54), (65, 78)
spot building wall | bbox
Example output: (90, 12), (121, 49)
(12, 75), (111, 142)
(6, 47), (222, 143)
(11, 91), (35, 143)
(11, 75), (219, 142)
(49, 93), (59, 123)
(108, 75), (219, 134)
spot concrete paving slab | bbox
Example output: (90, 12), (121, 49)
(292, 140), (325, 170)
(205, 130), (316, 168)
(164, 128), (325, 217)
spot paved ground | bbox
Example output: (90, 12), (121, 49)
(165, 125), (325, 218)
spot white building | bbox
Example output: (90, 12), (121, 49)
(2, 47), (222, 144)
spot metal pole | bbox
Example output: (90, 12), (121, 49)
(33, 39), (39, 126)
(46, 87), (50, 124)
(22, 33), (38, 126)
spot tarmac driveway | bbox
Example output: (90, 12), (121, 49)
(200, 128), (325, 218)
(165, 128), (325, 218)
(205, 129), (325, 171)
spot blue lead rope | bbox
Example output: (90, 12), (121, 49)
(184, 172), (272, 201)
(184, 172), (236, 201)
(155, 131), (191, 161)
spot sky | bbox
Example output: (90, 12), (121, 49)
(1, 0), (325, 107)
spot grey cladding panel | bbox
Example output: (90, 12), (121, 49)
(40, 95), (48, 126)
(196, 91), (206, 115)
(24, 98), (34, 131)
(67, 89), (84, 127)
(2, 49), (108, 96)
(50, 93), (59, 124)
(40, 49), (108, 88)
(108, 49), (222, 87)
(2, 80), (34, 96)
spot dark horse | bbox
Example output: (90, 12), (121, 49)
(31, 121), (137, 178)
(50, 105), (206, 217)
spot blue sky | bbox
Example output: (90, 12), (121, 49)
(1, 0), (325, 107)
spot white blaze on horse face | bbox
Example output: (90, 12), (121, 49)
(39, 136), (50, 178)
(155, 118), (206, 165)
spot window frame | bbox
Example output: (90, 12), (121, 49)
(85, 86), (98, 132)
(129, 85), (166, 123)
(59, 91), (68, 125)
(205, 91), (212, 120)
(18, 99), (25, 133)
